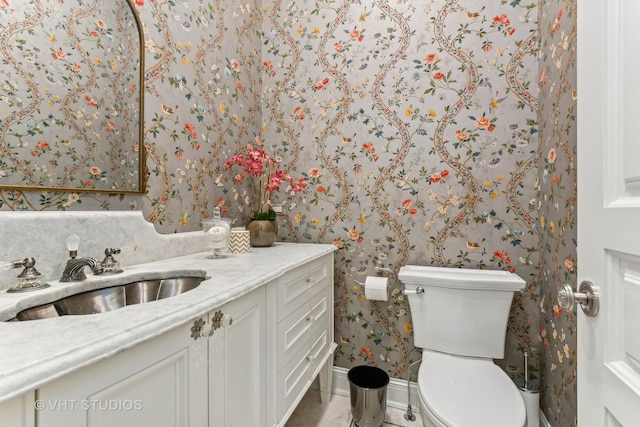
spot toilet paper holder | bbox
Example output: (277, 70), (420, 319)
(353, 263), (394, 287)
(374, 265), (393, 275)
(353, 264), (424, 296)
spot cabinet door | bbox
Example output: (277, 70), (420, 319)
(37, 320), (208, 427)
(209, 286), (266, 427)
(0, 391), (35, 427)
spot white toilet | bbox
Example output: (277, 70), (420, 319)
(398, 265), (527, 427)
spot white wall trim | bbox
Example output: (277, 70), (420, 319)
(329, 366), (551, 426)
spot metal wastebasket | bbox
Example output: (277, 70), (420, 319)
(348, 365), (389, 427)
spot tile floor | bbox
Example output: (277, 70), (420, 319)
(285, 388), (423, 427)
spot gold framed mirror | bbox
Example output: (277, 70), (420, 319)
(0, 0), (146, 194)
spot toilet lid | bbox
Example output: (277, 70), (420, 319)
(418, 351), (525, 427)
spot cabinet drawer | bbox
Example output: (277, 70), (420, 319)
(276, 255), (331, 322)
(276, 328), (331, 421)
(276, 284), (331, 371)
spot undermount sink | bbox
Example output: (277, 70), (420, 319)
(12, 276), (206, 321)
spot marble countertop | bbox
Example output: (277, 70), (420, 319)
(0, 242), (335, 404)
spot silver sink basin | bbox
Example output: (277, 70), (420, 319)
(13, 276), (205, 321)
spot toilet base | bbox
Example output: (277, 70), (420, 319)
(418, 388), (446, 427)
(415, 351), (526, 427)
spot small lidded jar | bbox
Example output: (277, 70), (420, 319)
(202, 207), (231, 258)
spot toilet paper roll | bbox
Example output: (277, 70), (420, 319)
(364, 276), (389, 301)
(519, 388), (539, 427)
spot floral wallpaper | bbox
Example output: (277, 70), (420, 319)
(537, 0), (577, 426)
(261, 0), (541, 391)
(0, 0), (578, 426)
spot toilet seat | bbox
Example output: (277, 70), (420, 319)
(418, 350), (526, 427)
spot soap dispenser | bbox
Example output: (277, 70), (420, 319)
(202, 207), (231, 258)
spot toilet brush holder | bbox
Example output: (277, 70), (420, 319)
(519, 386), (539, 427)
(519, 351), (540, 427)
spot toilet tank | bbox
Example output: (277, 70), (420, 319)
(399, 265), (525, 359)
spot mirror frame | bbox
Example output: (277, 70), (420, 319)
(0, 0), (147, 194)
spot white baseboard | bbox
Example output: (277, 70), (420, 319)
(329, 366), (551, 425)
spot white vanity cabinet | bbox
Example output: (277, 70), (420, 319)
(35, 286), (266, 427)
(37, 318), (209, 427)
(207, 251), (336, 427)
(267, 253), (336, 426)
(21, 250), (334, 427)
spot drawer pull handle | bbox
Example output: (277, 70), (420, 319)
(306, 315), (316, 323)
(208, 311), (233, 336)
(190, 318), (206, 340)
(306, 276), (315, 285)
(306, 355), (315, 363)
(221, 313), (234, 328)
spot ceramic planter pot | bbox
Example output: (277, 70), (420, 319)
(246, 219), (278, 247)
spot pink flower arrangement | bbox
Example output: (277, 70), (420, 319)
(225, 141), (307, 219)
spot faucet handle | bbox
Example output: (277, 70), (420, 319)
(6, 257), (51, 293)
(0, 261), (16, 272)
(100, 248), (123, 275)
(66, 234), (80, 258)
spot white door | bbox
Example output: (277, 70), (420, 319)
(577, 0), (640, 425)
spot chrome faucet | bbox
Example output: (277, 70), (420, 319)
(60, 235), (104, 282)
(60, 257), (103, 282)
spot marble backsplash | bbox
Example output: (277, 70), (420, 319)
(0, 212), (209, 291)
